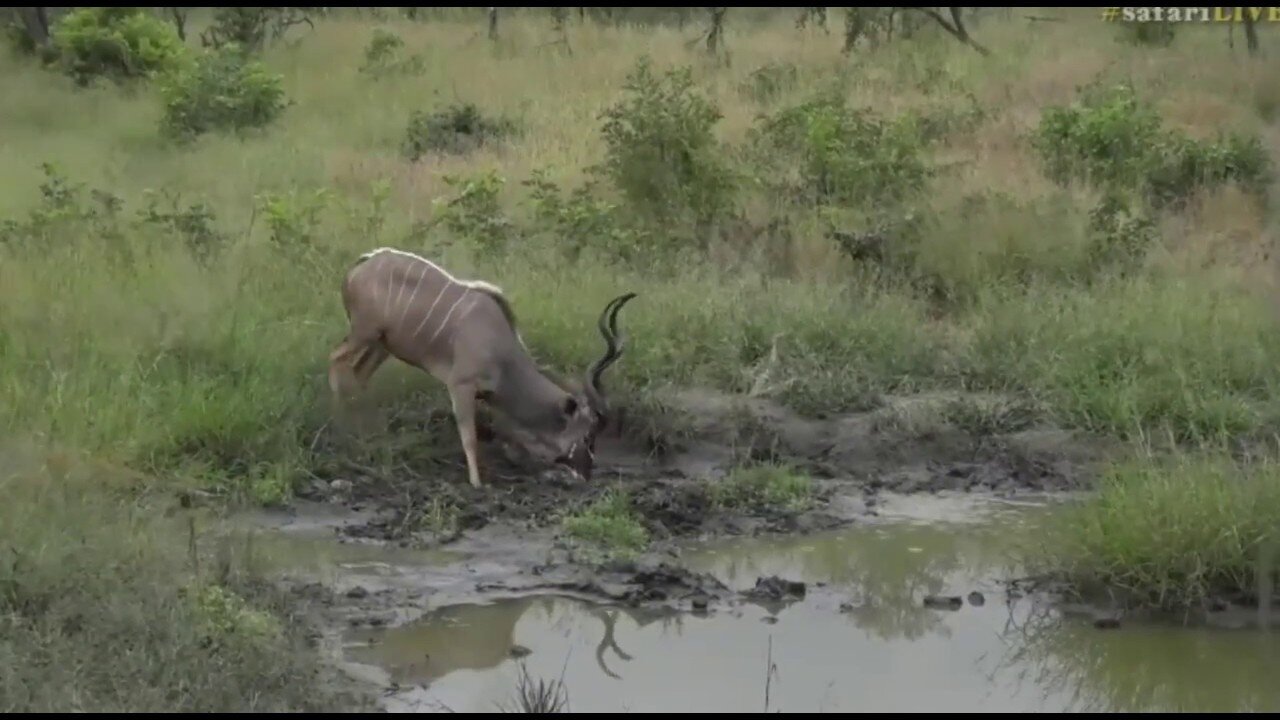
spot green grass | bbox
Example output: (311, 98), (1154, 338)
(562, 488), (651, 558)
(2, 10), (1280, 705)
(710, 463), (815, 514)
(1027, 451), (1280, 611)
(0, 451), (361, 712)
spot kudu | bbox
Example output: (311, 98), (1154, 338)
(328, 247), (636, 488)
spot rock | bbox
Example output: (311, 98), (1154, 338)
(923, 595), (963, 611)
(509, 645), (532, 659)
(744, 576), (807, 602)
(346, 586), (370, 599)
(330, 479), (352, 493)
(691, 597), (708, 612)
(967, 591), (985, 607)
(1093, 617), (1121, 630)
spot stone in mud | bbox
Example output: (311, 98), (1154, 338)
(509, 645), (532, 659)
(967, 591), (985, 607)
(346, 585), (370, 599)
(923, 595), (963, 611)
(744, 576), (807, 603)
(691, 597), (709, 612)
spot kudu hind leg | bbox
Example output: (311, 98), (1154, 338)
(328, 336), (387, 439)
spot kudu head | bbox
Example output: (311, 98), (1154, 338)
(547, 292), (637, 481)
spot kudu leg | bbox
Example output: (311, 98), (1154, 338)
(328, 336), (389, 438)
(446, 381), (484, 488)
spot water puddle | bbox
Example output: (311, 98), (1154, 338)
(332, 495), (1280, 713)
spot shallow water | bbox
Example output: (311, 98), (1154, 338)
(337, 494), (1280, 713)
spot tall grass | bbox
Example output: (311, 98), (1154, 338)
(1028, 450), (1280, 610)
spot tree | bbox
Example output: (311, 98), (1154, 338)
(11, 7), (52, 51)
(1242, 7), (1259, 55)
(902, 7), (990, 56)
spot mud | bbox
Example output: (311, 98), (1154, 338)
(300, 388), (1109, 549)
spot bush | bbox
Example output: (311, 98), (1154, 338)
(159, 45), (288, 140)
(359, 28), (424, 78)
(401, 102), (516, 160)
(50, 7), (186, 86)
(1033, 82), (1271, 208)
(523, 170), (641, 262)
(430, 170), (517, 258)
(199, 7), (313, 54)
(596, 56), (737, 238)
(748, 92), (929, 209)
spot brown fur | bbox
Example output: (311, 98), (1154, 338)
(328, 247), (634, 488)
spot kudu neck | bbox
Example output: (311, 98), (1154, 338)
(495, 352), (574, 432)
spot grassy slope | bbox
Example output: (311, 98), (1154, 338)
(2, 8), (1280, 709)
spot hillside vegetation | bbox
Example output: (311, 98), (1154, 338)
(2, 6), (1279, 710)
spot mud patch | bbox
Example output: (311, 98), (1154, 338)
(302, 388), (1110, 550)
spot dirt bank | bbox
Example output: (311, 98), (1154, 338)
(299, 388), (1109, 548)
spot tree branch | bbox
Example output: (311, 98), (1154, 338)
(905, 6), (990, 56)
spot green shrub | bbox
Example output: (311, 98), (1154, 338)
(523, 170), (641, 262)
(159, 45), (288, 140)
(1033, 82), (1271, 208)
(50, 7), (186, 86)
(596, 56), (737, 239)
(359, 28), (424, 77)
(748, 92), (929, 209)
(431, 170), (517, 258)
(401, 103), (516, 160)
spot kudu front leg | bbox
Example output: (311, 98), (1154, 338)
(447, 381), (484, 488)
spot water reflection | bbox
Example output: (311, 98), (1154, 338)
(345, 595), (681, 688)
(993, 603), (1280, 712)
(683, 512), (1026, 643)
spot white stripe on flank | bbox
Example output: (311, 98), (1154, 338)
(412, 282), (451, 339)
(428, 287), (471, 346)
(381, 254), (395, 317)
(396, 262), (429, 331)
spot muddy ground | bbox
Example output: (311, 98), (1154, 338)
(262, 389), (1112, 639)
(300, 388), (1108, 547)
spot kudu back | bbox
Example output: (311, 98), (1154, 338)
(328, 247), (636, 488)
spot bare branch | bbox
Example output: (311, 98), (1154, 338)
(904, 6), (991, 56)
